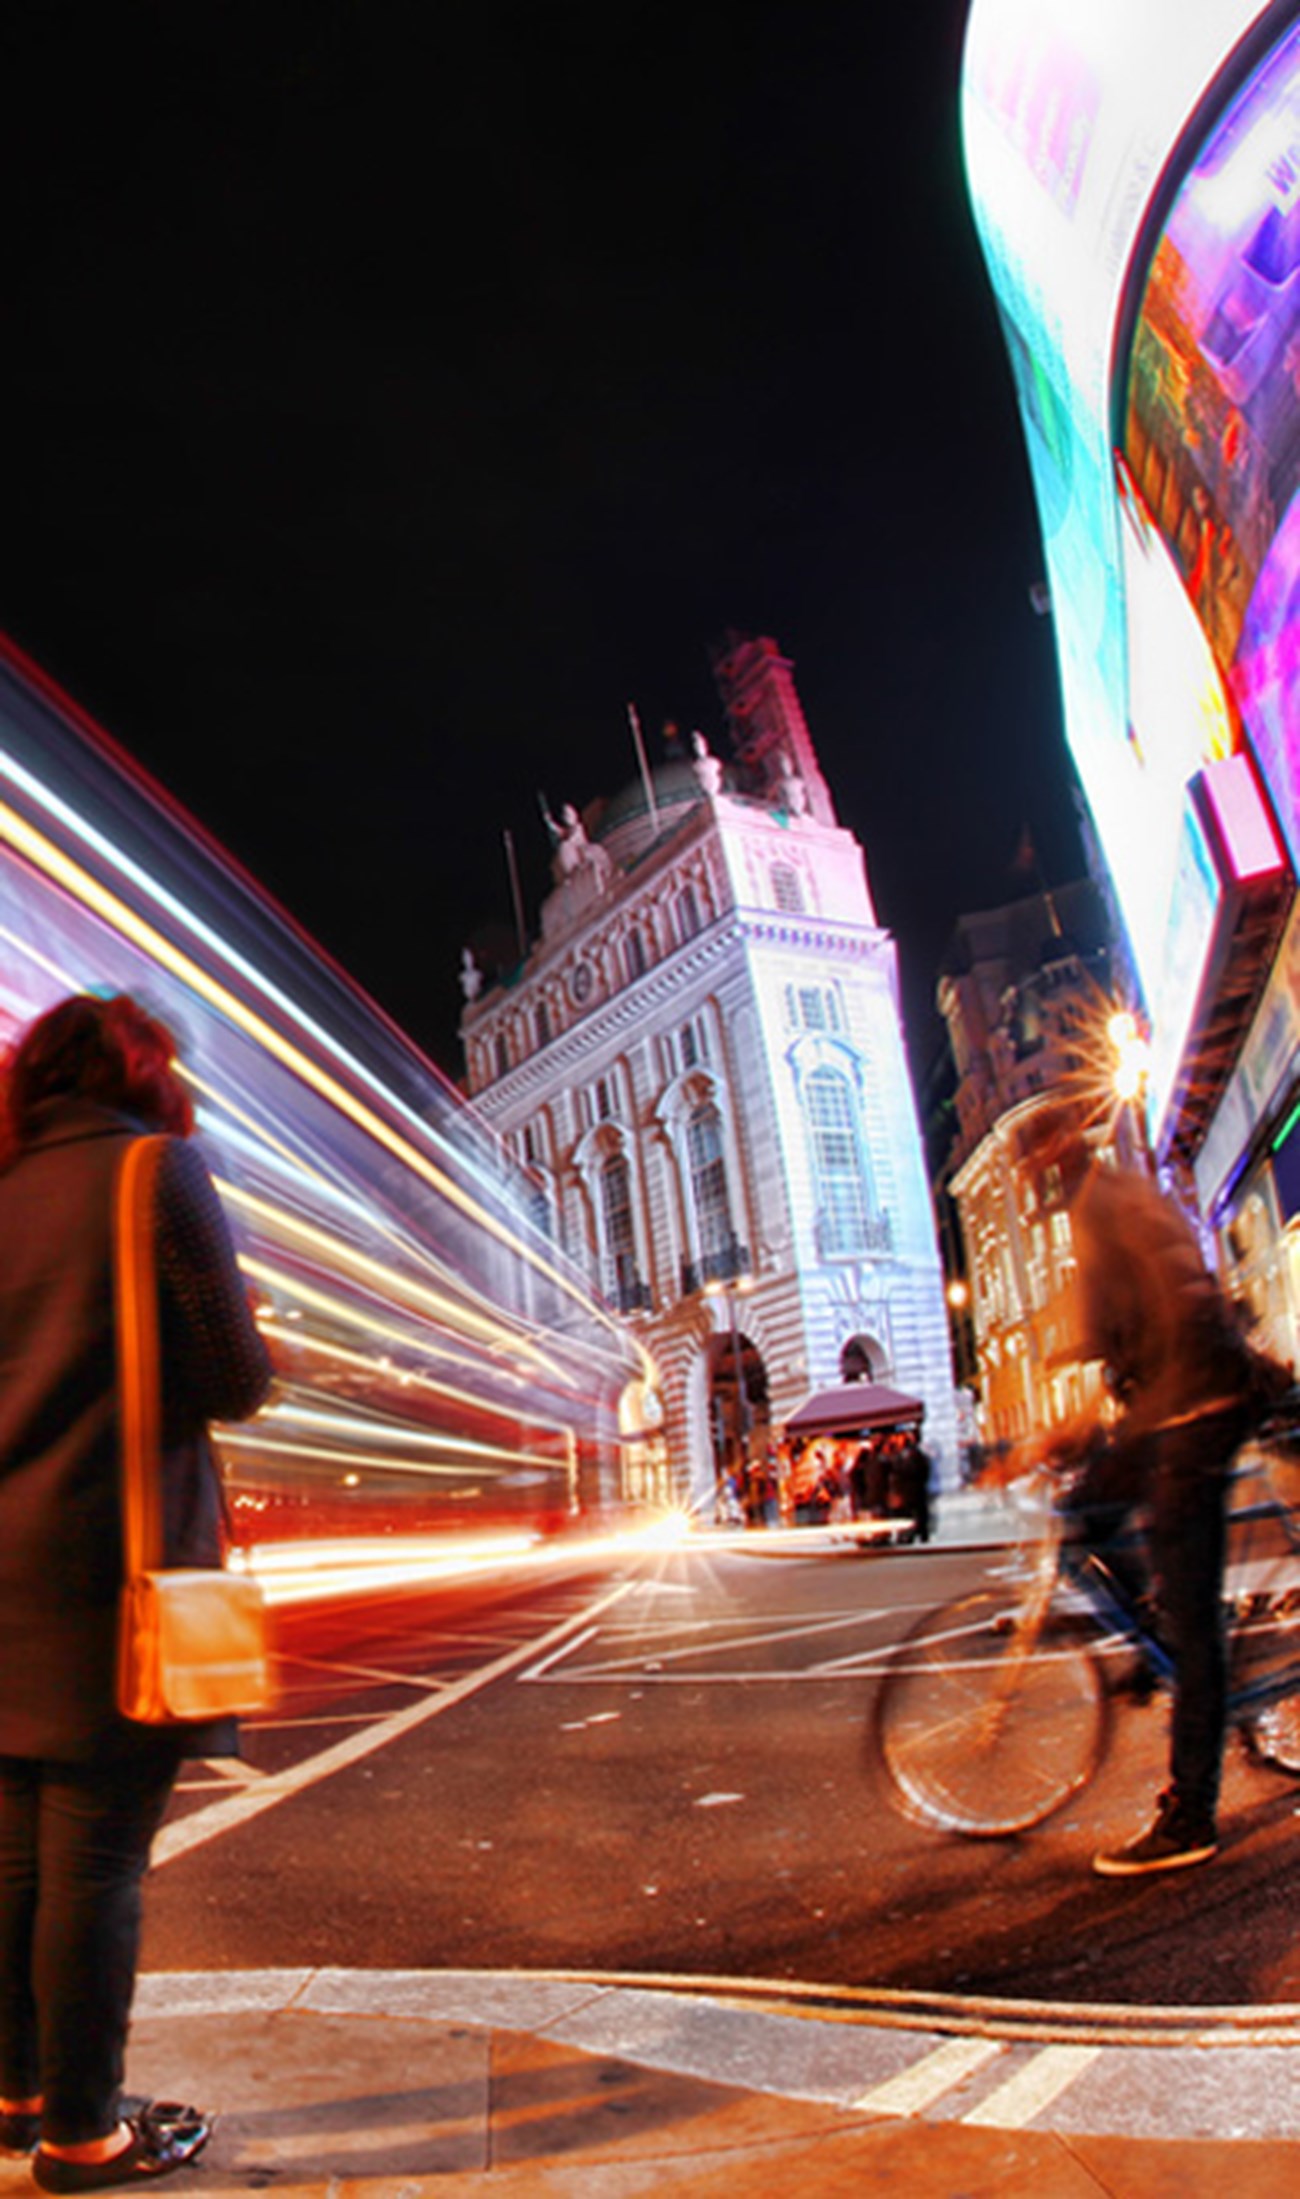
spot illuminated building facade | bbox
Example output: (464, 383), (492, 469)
(460, 635), (958, 1511)
(937, 883), (1116, 1443)
(964, 0), (1300, 1369)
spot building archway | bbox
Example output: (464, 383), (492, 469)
(841, 1332), (889, 1383)
(707, 1329), (770, 1516)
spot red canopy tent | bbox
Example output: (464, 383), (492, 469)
(782, 1382), (924, 1440)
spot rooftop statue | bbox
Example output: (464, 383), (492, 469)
(691, 730), (724, 796)
(777, 747), (810, 816)
(541, 795), (612, 890)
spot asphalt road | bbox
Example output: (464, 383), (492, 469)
(140, 1536), (1300, 2008)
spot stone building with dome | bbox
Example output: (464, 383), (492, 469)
(458, 634), (957, 1514)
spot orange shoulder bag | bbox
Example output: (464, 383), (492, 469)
(114, 1135), (272, 1723)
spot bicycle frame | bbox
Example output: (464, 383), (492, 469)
(1054, 1471), (1300, 1727)
(877, 1435), (1300, 1837)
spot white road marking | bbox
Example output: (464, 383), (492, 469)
(519, 1623), (599, 1682)
(694, 1791), (744, 1808)
(852, 2037), (1003, 2116)
(151, 1579), (639, 1868)
(961, 2044), (1102, 2127)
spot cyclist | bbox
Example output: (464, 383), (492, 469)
(1027, 1106), (1288, 1876)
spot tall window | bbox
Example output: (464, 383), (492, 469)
(535, 997), (551, 1049)
(688, 1101), (734, 1259)
(806, 1067), (871, 1255)
(624, 929), (647, 982)
(494, 1032), (509, 1081)
(772, 863), (803, 913)
(677, 884), (701, 942)
(600, 1153), (637, 1297)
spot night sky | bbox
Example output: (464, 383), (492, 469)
(1, 2), (1082, 1081)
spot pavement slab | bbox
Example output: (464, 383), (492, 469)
(1, 1971), (1297, 2197)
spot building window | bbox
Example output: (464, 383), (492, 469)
(494, 1032), (509, 1081)
(677, 884), (701, 942)
(600, 1153), (638, 1305)
(624, 929), (647, 982)
(529, 1180), (552, 1239)
(596, 1076), (613, 1121)
(535, 998), (551, 1049)
(678, 1016), (709, 1065)
(789, 986), (839, 1032)
(806, 1066), (873, 1256)
(687, 1101), (735, 1261)
(772, 863), (804, 913)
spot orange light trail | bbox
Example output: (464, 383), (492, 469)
(0, 790), (651, 1376)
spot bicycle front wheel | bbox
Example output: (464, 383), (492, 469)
(877, 1588), (1107, 1836)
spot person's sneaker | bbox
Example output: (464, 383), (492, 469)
(1093, 1801), (1217, 1876)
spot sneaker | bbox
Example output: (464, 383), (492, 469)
(1093, 1802), (1217, 1877)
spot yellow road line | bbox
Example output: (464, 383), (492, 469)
(962, 2043), (1102, 2127)
(852, 2036), (1003, 2116)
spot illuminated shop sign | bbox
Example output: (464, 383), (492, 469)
(1196, 892), (1300, 1213)
(1146, 752), (1288, 1140)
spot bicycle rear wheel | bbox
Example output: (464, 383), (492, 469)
(1232, 1587), (1300, 1774)
(877, 1587), (1107, 1836)
(1246, 1429), (1300, 1552)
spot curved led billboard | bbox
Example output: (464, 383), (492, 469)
(963, 0), (1297, 1154)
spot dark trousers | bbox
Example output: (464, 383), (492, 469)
(1148, 1404), (1249, 1827)
(0, 1739), (179, 2143)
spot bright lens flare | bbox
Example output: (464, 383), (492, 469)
(1107, 1009), (1150, 1103)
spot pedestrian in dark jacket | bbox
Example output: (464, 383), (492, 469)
(0, 994), (272, 2187)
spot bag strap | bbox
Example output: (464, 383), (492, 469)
(114, 1135), (167, 1583)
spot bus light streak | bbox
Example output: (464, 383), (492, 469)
(0, 643), (663, 1580)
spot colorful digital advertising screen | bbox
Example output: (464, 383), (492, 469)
(964, 0), (1296, 1152)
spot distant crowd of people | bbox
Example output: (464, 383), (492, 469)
(717, 1428), (932, 1541)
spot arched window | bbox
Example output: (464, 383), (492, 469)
(624, 928), (647, 982)
(806, 1066), (872, 1256)
(600, 1152), (639, 1307)
(687, 1101), (735, 1263)
(535, 997), (551, 1049)
(676, 884), (701, 942)
(494, 1031), (509, 1081)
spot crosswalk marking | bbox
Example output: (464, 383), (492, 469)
(852, 2035), (1002, 2115)
(961, 2044), (1102, 2127)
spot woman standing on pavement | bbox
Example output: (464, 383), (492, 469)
(0, 994), (273, 2188)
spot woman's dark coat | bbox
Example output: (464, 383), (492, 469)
(0, 1098), (272, 1760)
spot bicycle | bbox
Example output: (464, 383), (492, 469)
(876, 1419), (1300, 1837)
